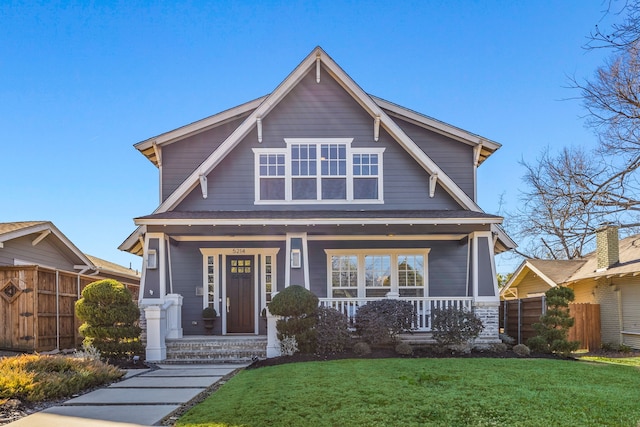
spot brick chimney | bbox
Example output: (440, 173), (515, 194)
(596, 225), (619, 270)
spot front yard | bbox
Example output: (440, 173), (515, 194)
(176, 358), (640, 427)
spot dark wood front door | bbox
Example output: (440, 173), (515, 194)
(226, 256), (254, 333)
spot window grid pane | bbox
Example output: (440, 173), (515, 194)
(321, 144), (347, 177)
(207, 256), (215, 308)
(292, 144), (317, 177)
(331, 255), (357, 298)
(259, 154), (285, 177)
(398, 255), (424, 287)
(365, 255), (391, 288)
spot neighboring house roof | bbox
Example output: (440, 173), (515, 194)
(0, 221), (94, 270)
(501, 234), (640, 298)
(0, 222), (139, 281)
(85, 254), (141, 281)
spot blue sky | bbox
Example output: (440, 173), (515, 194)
(0, 1), (619, 273)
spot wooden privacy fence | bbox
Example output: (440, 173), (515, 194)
(0, 266), (138, 352)
(500, 296), (601, 351)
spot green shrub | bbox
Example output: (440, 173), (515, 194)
(431, 307), (484, 346)
(527, 287), (580, 356)
(395, 342), (413, 355)
(354, 299), (415, 345)
(316, 306), (351, 354)
(269, 285), (319, 353)
(353, 341), (371, 355)
(75, 279), (143, 360)
(513, 343), (531, 356)
(0, 354), (122, 402)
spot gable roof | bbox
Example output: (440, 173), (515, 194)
(0, 221), (94, 269)
(85, 254), (141, 281)
(147, 46), (488, 215)
(501, 233), (640, 297)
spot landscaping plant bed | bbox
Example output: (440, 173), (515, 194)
(248, 345), (566, 369)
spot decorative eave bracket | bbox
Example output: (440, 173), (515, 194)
(152, 140), (162, 167)
(257, 117), (262, 143)
(316, 52), (321, 83)
(429, 173), (438, 198)
(32, 230), (51, 246)
(199, 173), (208, 199)
(374, 115), (380, 142)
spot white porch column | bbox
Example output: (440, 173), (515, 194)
(144, 305), (167, 362)
(165, 294), (183, 339)
(266, 308), (281, 358)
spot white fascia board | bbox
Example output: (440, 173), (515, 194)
(525, 261), (560, 288)
(499, 261), (527, 297)
(154, 46), (482, 214)
(118, 225), (146, 252)
(318, 51), (481, 212)
(134, 96), (267, 152)
(492, 224), (517, 250)
(173, 234), (467, 242)
(153, 52), (320, 214)
(134, 217), (503, 227)
(372, 96), (501, 153)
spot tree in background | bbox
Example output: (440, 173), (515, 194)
(509, 1), (640, 260)
(75, 279), (142, 360)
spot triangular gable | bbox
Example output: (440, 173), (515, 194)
(0, 221), (94, 270)
(500, 260), (558, 299)
(153, 46), (483, 215)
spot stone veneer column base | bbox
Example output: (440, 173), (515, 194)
(473, 301), (501, 348)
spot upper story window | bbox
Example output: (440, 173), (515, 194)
(253, 138), (384, 204)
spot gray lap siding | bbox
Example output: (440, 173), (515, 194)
(174, 68), (466, 212)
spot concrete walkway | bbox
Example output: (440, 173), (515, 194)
(6, 363), (248, 427)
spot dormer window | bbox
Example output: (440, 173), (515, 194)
(253, 138), (384, 204)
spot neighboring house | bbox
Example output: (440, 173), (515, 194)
(501, 226), (640, 349)
(119, 46), (516, 361)
(0, 221), (140, 351)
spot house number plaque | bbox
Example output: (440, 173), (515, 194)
(232, 248), (246, 254)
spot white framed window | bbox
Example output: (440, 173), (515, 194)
(253, 138), (384, 204)
(205, 255), (216, 309)
(326, 249), (429, 298)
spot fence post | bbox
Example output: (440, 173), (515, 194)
(517, 298), (522, 344)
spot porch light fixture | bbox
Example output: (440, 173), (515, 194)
(291, 249), (301, 268)
(147, 250), (157, 269)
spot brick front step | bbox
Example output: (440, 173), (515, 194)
(165, 336), (267, 363)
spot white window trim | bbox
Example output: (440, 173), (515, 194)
(253, 138), (385, 204)
(325, 248), (430, 298)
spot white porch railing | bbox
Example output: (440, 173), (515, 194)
(318, 297), (473, 331)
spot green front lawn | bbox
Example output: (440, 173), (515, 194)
(177, 358), (640, 427)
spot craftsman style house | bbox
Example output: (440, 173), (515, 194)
(120, 47), (515, 361)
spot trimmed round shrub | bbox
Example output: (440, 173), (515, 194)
(431, 307), (484, 346)
(75, 279), (142, 360)
(316, 306), (351, 354)
(395, 342), (413, 356)
(355, 299), (415, 345)
(268, 285), (318, 317)
(513, 343), (531, 357)
(269, 285), (319, 353)
(353, 341), (371, 356)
